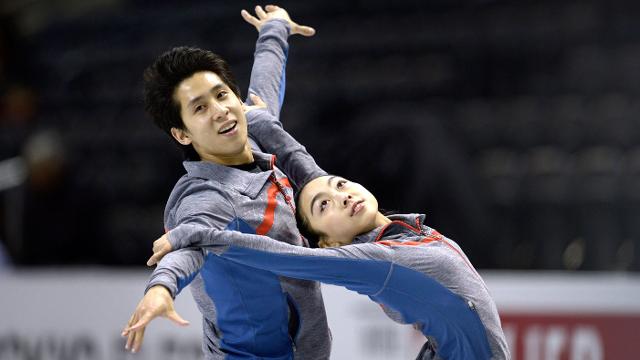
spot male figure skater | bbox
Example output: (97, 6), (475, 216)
(122, 6), (331, 359)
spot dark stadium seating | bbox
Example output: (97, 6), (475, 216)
(2, 0), (639, 269)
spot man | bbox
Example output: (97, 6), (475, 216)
(122, 6), (330, 359)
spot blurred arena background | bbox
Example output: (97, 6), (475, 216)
(1, 0), (639, 359)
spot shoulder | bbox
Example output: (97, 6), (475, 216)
(166, 176), (236, 226)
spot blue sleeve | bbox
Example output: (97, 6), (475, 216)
(167, 223), (393, 296)
(147, 190), (237, 298)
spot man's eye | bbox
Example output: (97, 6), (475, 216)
(336, 180), (346, 189)
(195, 105), (205, 113)
(217, 91), (228, 99)
(320, 200), (328, 212)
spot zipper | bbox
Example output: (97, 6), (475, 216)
(270, 173), (306, 244)
(290, 335), (297, 352)
(270, 174), (295, 214)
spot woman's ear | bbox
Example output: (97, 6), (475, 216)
(318, 237), (341, 248)
(171, 127), (192, 145)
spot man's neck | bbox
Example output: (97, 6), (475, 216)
(200, 144), (255, 166)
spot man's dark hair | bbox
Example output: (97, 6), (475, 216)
(143, 46), (242, 160)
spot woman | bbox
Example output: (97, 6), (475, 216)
(147, 97), (510, 359)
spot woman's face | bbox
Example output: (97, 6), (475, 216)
(298, 175), (380, 246)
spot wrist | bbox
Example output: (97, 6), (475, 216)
(148, 285), (172, 298)
(263, 18), (291, 35)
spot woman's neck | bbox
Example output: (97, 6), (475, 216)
(374, 211), (392, 227)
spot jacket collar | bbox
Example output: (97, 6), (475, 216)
(183, 151), (276, 199)
(352, 213), (426, 244)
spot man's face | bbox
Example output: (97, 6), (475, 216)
(298, 175), (380, 246)
(172, 71), (251, 165)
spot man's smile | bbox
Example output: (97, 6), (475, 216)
(218, 120), (238, 135)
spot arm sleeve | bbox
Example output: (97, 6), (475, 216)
(242, 18), (327, 191)
(166, 223), (394, 296)
(246, 18), (290, 118)
(248, 110), (327, 191)
(146, 190), (237, 298)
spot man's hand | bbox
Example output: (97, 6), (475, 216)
(243, 93), (268, 114)
(146, 233), (173, 266)
(241, 5), (315, 37)
(121, 285), (189, 353)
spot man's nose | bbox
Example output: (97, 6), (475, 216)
(211, 102), (229, 122)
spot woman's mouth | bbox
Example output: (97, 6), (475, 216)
(351, 200), (365, 216)
(218, 121), (238, 135)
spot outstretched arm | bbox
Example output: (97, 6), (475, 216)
(123, 189), (237, 353)
(147, 223), (393, 296)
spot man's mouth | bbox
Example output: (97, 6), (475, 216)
(351, 200), (365, 216)
(218, 121), (237, 135)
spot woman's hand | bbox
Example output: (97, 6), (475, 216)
(146, 233), (173, 266)
(243, 93), (268, 114)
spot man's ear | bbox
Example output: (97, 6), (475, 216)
(170, 127), (192, 145)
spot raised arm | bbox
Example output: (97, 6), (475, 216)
(243, 5), (315, 117)
(248, 106), (327, 191)
(241, 6), (326, 191)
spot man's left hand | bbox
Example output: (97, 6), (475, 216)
(241, 5), (315, 37)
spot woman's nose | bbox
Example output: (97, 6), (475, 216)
(341, 194), (352, 207)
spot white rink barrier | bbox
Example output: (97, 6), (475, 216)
(0, 270), (639, 360)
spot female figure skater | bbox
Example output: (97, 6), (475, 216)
(147, 98), (510, 359)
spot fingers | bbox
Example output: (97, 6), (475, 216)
(255, 5), (268, 19)
(146, 253), (159, 266)
(130, 326), (146, 353)
(293, 24), (316, 37)
(249, 94), (266, 107)
(124, 311), (154, 334)
(241, 9), (260, 29)
(265, 4), (280, 12)
(167, 309), (190, 327)
(125, 326), (144, 352)
(122, 313), (136, 337)
(126, 330), (136, 351)
(148, 235), (172, 266)
(152, 236), (172, 254)
(123, 312), (146, 352)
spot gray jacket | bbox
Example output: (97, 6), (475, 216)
(147, 20), (331, 360)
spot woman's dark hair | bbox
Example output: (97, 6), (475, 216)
(143, 46), (241, 160)
(295, 193), (325, 248)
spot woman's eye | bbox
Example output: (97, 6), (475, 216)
(336, 180), (346, 189)
(195, 105), (205, 113)
(217, 91), (228, 99)
(320, 200), (328, 212)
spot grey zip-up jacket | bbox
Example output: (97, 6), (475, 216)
(147, 20), (331, 360)
(169, 212), (510, 359)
